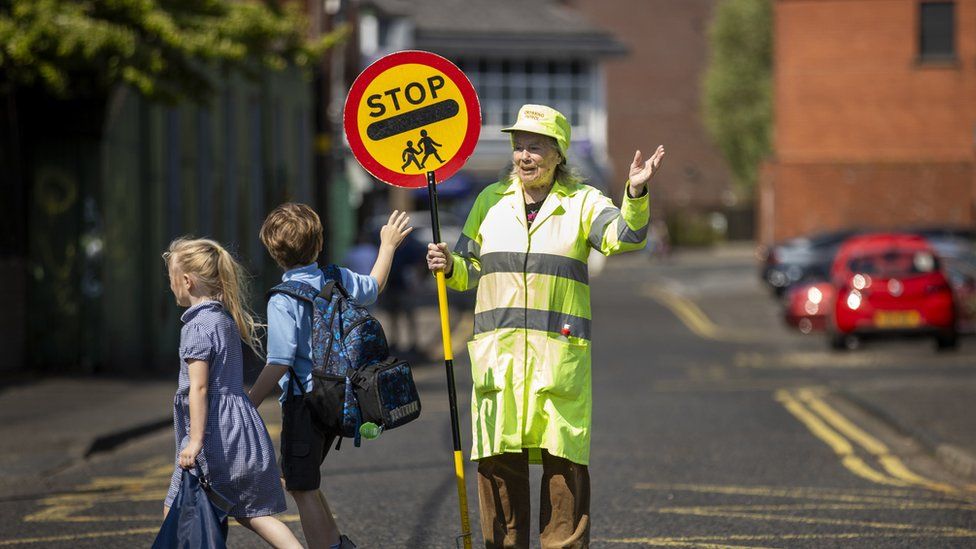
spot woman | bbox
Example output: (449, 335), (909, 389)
(426, 104), (665, 548)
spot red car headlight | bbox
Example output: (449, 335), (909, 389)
(852, 274), (872, 290)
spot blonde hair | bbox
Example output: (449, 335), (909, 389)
(259, 203), (324, 269)
(163, 237), (263, 357)
(508, 135), (584, 187)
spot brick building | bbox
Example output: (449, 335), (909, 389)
(355, 0), (739, 236)
(357, 0), (624, 187)
(569, 0), (736, 213)
(761, 0), (976, 243)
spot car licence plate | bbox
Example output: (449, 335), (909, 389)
(873, 311), (921, 328)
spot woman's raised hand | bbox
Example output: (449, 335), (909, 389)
(628, 145), (666, 196)
(426, 242), (453, 276)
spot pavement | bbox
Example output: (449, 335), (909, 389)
(838, 377), (976, 480)
(0, 377), (175, 498)
(0, 292), (462, 500)
(0, 242), (973, 503)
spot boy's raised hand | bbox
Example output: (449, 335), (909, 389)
(379, 210), (414, 249)
(372, 210), (414, 293)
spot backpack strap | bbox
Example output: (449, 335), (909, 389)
(317, 280), (343, 374)
(267, 280), (319, 303)
(317, 279), (351, 303)
(321, 263), (342, 284)
(285, 366), (306, 396)
(318, 264), (352, 301)
(268, 279), (334, 375)
(268, 275), (349, 375)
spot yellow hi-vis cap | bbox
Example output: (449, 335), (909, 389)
(501, 104), (571, 161)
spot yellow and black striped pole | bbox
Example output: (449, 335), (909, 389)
(427, 170), (473, 549)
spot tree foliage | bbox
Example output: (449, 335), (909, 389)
(0, 0), (347, 102)
(702, 0), (772, 193)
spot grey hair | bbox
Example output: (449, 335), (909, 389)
(554, 162), (585, 186)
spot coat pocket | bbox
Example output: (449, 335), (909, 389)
(536, 336), (590, 399)
(466, 335), (511, 395)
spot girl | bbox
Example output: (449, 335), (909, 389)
(162, 237), (301, 549)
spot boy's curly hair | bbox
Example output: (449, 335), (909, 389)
(259, 203), (324, 269)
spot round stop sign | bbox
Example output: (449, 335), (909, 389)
(344, 51), (481, 188)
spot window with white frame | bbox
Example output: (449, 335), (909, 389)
(454, 58), (595, 137)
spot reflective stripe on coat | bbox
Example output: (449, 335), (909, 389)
(446, 177), (649, 465)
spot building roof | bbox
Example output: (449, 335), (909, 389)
(362, 0), (626, 57)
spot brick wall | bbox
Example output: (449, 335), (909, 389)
(760, 161), (974, 241)
(569, 0), (735, 210)
(766, 0), (976, 242)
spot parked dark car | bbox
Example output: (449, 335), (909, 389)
(909, 226), (975, 259)
(762, 226), (975, 298)
(915, 227), (975, 334)
(942, 250), (976, 335)
(759, 229), (862, 297)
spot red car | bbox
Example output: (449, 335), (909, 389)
(828, 233), (957, 350)
(784, 280), (835, 334)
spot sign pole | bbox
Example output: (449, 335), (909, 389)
(427, 170), (473, 549)
(344, 51), (480, 547)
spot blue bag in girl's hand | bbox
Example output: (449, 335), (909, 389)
(152, 468), (229, 549)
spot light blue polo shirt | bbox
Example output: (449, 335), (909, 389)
(266, 263), (379, 400)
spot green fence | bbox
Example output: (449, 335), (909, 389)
(25, 67), (329, 374)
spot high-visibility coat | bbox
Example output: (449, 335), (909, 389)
(446, 176), (649, 465)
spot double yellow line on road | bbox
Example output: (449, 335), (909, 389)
(643, 283), (968, 494)
(642, 285), (762, 343)
(621, 482), (976, 546)
(776, 388), (958, 493)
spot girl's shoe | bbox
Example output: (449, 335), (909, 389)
(332, 535), (356, 549)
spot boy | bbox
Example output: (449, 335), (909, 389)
(249, 203), (413, 549)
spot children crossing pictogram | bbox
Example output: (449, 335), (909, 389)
(401, 129), (446, 170)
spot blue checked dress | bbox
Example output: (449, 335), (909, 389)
(165, 301), (286, 518)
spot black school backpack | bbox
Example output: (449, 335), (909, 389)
(267, 265), (421, 447)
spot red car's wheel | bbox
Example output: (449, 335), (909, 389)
(935, 331), (958, 352)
